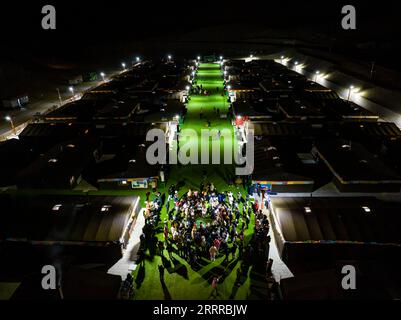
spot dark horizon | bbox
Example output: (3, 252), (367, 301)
(2, 1), (401, 47)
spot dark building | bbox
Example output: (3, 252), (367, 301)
(0, 139), (36, 187)
(313, 139), (401, 192)
(270, 197), (401, 264)
(0, 194), (141, 264)
(16, 140), (99, 189)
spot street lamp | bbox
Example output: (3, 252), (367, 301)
(5, 116), (16, 135)
(100, 72), (105, 82)
(121, 62), (126, 70)
(136, 56), (140, 62)
(69, 86), (74, 98)
(347, 85), (354, 101)
(56, 88), (62, 106)
(314, 71), (320, 82)
(220, 56), (223, 60)
(280, 55), (285, 64)
(227, 85), (231, 90)
(197, 56), (200, 61)
(185, 85), (190, 91)
(167, 55), (172, 61)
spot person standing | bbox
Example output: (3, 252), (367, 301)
(211, 276), (219, 296)
(202, 169), (207, 181)
(165, 201), (170, 216)
(166, 241), (173, 259)
(231, 241), (238, 260)
(209, 245), (218, 261)
(223, 243), (230, 263)
(266, 258), (273, 278)
(245, 213), (250, 229)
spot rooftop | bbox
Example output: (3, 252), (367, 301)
(314, 139), (401, 184)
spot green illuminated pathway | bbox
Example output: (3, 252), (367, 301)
(169, 63), (236, 191)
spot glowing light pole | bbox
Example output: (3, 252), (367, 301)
(5, 116), (16, 135)
(121, 62), (126, 70)
(347, 85), (354, 101)
(100, 72), (106, 82)
(314, 71), (320, 82)
(69, 86), (75, 99)
(56, 88), (62, 106)
(280, 55), (284, 64)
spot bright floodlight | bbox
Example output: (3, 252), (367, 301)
(122, 62), (126, 68)
(350, 85), (354, 89)
(168, 55), (172, 60)
(185, 85), (190, 91)
(69, 86), (74, 93)
(227, 85), (231, 90)
(5, 116), (11, 121)
(281, 55), (284, 59)
(220, 56), (223, 60)
(197, 56), (200, 60)
(136, 56), (140, 62)
(316, 70), (320, 74)
(362, 206), (371, 213)
(294, 61), (298, 65)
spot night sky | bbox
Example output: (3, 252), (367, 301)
(0, 1), (401, 67)
(1, 1), (400, 45)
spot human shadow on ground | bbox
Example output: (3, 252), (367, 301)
(160, 279), (172, 300)
(170, 256), (189, 280)
(191, 258), (239, 286)
(247, 264), (270, 300)
(161, 255), (172, 270)
(135, 261), (146, 289)
(176, 180), (186, 191)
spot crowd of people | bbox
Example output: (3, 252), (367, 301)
(139, 183), (271, 270)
